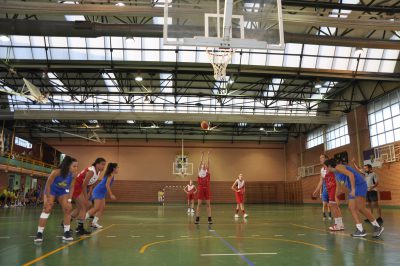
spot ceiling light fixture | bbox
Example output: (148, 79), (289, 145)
(354, 47), (364, 57)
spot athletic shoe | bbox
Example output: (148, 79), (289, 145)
(194, 217), (200, 224)
(34, 232), (43, 242)
(243, 213), (249, 219)
(91, 223), (103, 229)
(329, 224), (344, 231)
(191, 208), (195, 213)
(364, 219), (370, 224)
(208, 217), (213, 224)
(373, 226), (384, 238)
(76, 227), (91, 235)
(4, 205), (8, 208)
(328, 216), (332, 220)
(187, 208), (191, 213)
(351, 229), (367, 237)
(234, 214), (240, 218)
(377, 217), (384, 226)
(62, 230), (73, 241)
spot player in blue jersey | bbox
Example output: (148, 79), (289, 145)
(324, 159), (384, 238)
(34, 156), (78, 242)
(86, 163), (118, 229)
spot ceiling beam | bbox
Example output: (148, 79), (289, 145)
(0, 19), (399, 49)
(13, 110), (341, 124)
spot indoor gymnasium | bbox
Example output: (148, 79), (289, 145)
(0, 0), (400, 265)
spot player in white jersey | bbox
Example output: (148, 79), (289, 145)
(183, 180), (197, 213)
(71, 158), (106, 234)
(232, 174), (248, 219)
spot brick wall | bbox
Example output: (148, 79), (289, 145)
(110, 180), (302, 204)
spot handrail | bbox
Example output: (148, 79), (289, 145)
(0, 152), (54, 169)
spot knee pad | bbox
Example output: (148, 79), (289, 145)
(40, 212), (50, 219)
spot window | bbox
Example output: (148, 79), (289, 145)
(15, 137), (32, 149)
(306, 127), (324, 149)
(368, 90), (400, 148)
(326, 116), (350, 150)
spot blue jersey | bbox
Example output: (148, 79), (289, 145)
(92, 176), (114, 200)
(335, 165), (366, 188)
(50, 172), (73, 197)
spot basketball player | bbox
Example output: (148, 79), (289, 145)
(183, 180), (197, 213)
(34, 156), (78, 242)
(195, 151), (212, 224)
(315, 154), (331, 220)
(313, 155), (345, 231)
(231, 174), (248, 219)
(324, 159), (384, 237)
(85, 163), (118, 229)
(352, 159), (383, 225)
(71, 158), (106, 235)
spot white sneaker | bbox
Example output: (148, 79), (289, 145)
(187, 208), (191, 213)
(4, 205), (9, 208)
(91, 223), (103, 229)
(234, 214), (240, 218)
(243, 213), (249, 219)
(191, 208), (195, 213)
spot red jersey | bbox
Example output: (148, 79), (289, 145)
(75, 166), (100, 186)
(325, 172), (336, 190)
(198, 170), (210, 188)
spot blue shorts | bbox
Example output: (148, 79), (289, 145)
(91, 188), (107, 200)
(347, 182), (368, 200)
(321, 189), (329, 202)
(50, 186), (70, 197)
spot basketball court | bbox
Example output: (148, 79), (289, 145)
(0, 0), (400, 265)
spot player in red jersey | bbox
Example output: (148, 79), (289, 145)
(195, 151), (212, 224)
(232, 174), (248, 219)
(313, 154), (345, 231)
(183, 180), (197, 214)
(71, 158), (106, 234)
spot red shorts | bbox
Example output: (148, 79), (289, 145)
(326, 173), (337, 202)
(72, 180), (83, 199)
(187, 193), (195, 201)
(235, 191), (244, 204)
(197, 186), (210, 200)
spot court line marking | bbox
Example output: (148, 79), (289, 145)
(201, 253), (277, 256)
(210, 230), (255, 266)
(0, 236), (10, 239)
(21, 224), (114, 266)
(274, 235), (283, 237)
(291, 224), (396, 248)
(131, 236), (141, 238)
(107, 236), (117, 238)
(156, 235), (165, 238)
(139, 236), (327, 254)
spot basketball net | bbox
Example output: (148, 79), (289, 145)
(206, 47), (235, 81)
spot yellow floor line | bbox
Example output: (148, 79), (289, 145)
(21, 224), (114, 266)
(139, 235), (327, 254)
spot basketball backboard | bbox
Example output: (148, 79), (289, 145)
(163, 0), (284, 50)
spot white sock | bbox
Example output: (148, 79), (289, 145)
(337, 217), (344, 227)
(85, 212), (90, 220)
(356, 223), (363, 232)
(64, 224), (70, 232)
(93, 216), (99, 224)
(371, 220), (380, 227)
(38, 226), (44, 233)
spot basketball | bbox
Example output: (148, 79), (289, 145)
(201, 121), (209, 130)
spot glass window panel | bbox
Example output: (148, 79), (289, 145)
(266, 49), (284, 67)
(375, 110), (383, 122)
(368, 113), (375, 125)
(332, 46), (351, 70)
(385, 131), (394, 144)
(49, 37), (68, 48)
(249, 49), (266, 66)
(383, 107), (391, 120)
(50, 49), (69, 60)
(371, 136), (378, 147)
(376, 121), (384, 134)
(13, 48), (33, 59)
(393, 115), (400, 129)
(370, 124), (377, 136)
(316, 45), (335, 69)
(395, 129), (400, 141)
(125, 37), (142, 61)
(32, 48), (47, 60)
(142, 38), (160, 61)
(378, 133), (386, 145)
(384, 119), (393, 131)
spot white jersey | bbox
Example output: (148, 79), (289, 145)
(236, 179), (245, 189)
(186, 184), (195, 192)
(87, 166), (101, 186)
(320, 167), (327, 178)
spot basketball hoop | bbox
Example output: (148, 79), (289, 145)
(206, 47), (235, 81)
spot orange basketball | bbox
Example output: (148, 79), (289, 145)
(201, 121), (209, 130)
